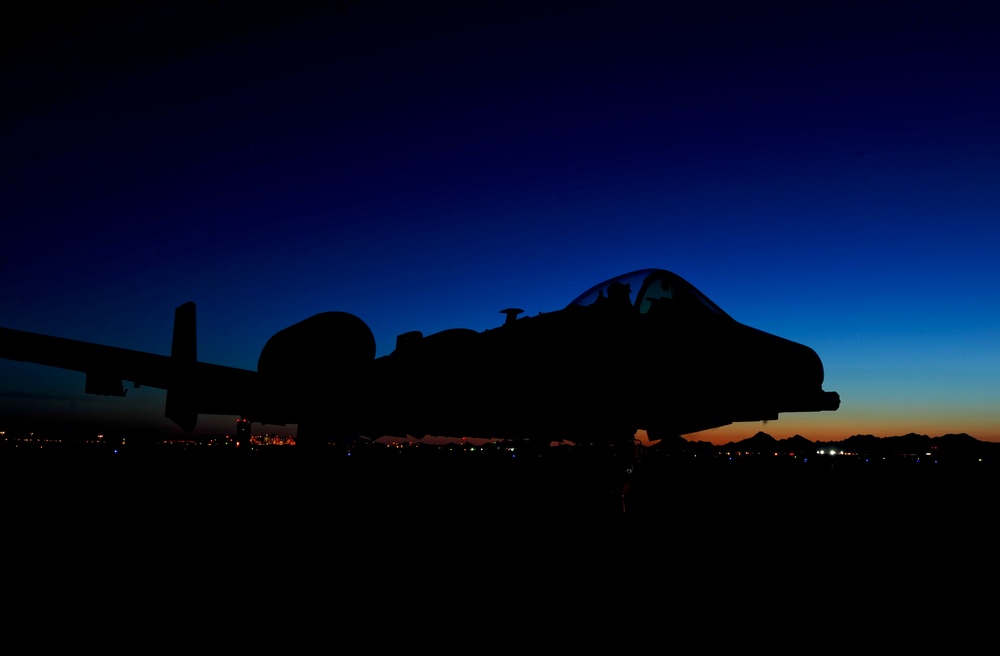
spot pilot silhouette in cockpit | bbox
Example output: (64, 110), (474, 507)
(591, 282), (632, 316)
(606, 281), (632, 310)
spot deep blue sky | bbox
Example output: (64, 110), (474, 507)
(2, 1), (998, 443)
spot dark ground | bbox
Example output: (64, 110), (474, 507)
(3, 443), (996, 631)
(5, 443), (995, 537)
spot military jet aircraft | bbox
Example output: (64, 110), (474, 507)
(0, 269), (839, 455)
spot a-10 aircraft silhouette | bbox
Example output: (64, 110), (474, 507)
(0, 269), (839, 455)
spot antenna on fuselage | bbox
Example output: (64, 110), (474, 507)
(500, 308), (523, 326)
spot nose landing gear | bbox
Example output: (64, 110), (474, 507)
(610, 435), (642, 514)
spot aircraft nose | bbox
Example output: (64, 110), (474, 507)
(744, 327), (826, 391)
(798, 344), (825, 387)
(757, 331), (840, 411)
(780, 339), (825, 388)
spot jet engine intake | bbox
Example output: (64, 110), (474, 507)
(257, 311), (376, 381)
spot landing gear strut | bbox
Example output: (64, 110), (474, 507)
(610, 435), (642, 513)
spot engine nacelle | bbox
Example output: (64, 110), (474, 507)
(257, 311), (376, 382)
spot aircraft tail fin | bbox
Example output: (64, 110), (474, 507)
(164, 302), (199, 432)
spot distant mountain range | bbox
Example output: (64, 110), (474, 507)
(658, 431), (1000, 459)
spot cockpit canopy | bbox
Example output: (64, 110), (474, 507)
(568, 268), (731, 318)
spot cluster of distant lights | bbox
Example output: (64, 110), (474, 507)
(813, 449), (985, 465)
(1, 429), (243, 453)
(1, 430), (987, 464)
(716, 448), (985, 465)
(248, 433), (296, 446)
(386, 442), (517, 453)
(2, 430), (119, 449)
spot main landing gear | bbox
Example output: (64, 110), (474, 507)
(610, 435), (642, 514)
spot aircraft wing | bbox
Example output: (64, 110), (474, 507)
(0, 325), (179, 392)
(0, 303), (259, 431)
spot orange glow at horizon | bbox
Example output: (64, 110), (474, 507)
(685, 418), (1000, 446)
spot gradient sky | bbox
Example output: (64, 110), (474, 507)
(2, 1), (998, 444)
